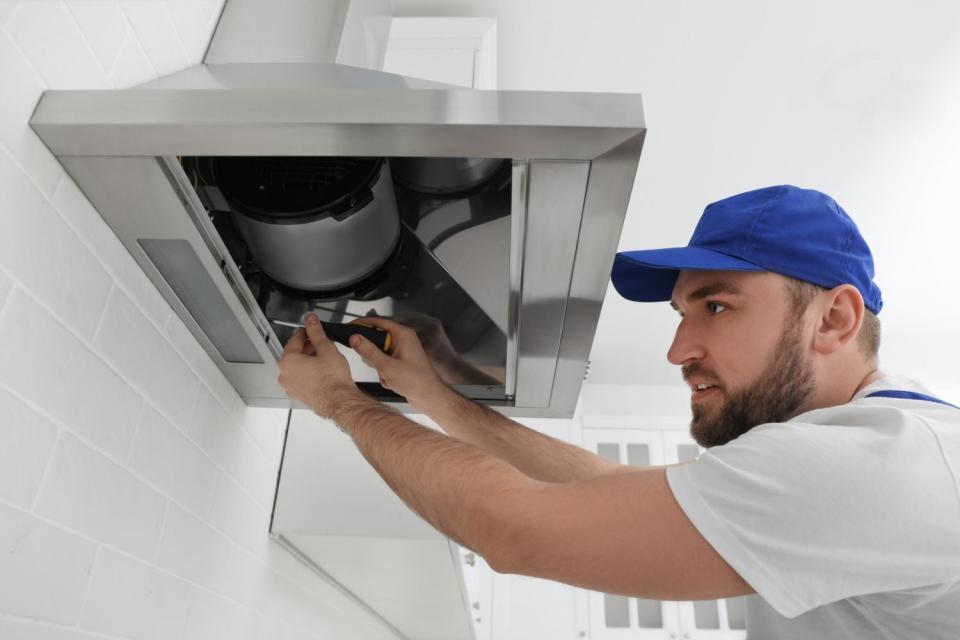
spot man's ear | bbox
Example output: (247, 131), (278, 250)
(811, 285), (865, 356)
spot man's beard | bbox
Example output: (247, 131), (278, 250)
(686, 320), (815, 448)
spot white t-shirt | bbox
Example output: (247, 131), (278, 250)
(665, 375), (960, 639)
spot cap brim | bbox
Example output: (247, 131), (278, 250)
(611, 247), (764, 302)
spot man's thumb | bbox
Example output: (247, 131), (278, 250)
(303, 315), (331, 347)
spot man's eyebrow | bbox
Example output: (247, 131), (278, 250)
(670, 281), (744, 310)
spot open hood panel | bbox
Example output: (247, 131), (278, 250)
(29, 2), (644, 418)
(30, 64), (644, 416)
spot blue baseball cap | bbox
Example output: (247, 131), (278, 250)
(611, 185), (883, 313)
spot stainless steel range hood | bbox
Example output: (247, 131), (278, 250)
(29, 0), (645, 418)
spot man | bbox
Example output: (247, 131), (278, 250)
(278, 185), (960, 639)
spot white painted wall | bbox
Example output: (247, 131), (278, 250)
(0, 2), (394, 638)
(393, 0), (960, 404)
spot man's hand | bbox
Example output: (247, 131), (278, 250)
(363, 310), (503, 385)
(277, 314), (366, 418)
(379, 311), (462, 373)
(346, 316), (451, 411)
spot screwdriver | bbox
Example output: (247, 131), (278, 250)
(271, 319), (393, 353)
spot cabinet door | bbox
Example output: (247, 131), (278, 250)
(490, 573), (585, 640)
(660, 432), (748, 640)
(581, 429), (680, 640)
(458, 546), (494, 640)
(676, 597), (748, 640)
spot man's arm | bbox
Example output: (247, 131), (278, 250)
(277, 318), (753, 601)
(328, 387), (753, 601)
(351, 316), (633, 483)
(421, 386), (630, 482)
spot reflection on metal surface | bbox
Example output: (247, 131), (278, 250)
(549, 135), (646, 410)
(512, 161), (591, 409)
(269, 534), (407, 640)
(372, 311), (503, 386)
(391, 157), (508, 197)
(506, 161), (528, 400)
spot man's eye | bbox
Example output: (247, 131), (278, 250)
(707, 301), (727, 315)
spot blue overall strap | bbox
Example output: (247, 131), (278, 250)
(866, 390), (960, 410)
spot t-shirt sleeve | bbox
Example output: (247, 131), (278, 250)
(665, 417), (960, 618)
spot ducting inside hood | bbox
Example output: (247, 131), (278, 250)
(172, 153), (513, 396)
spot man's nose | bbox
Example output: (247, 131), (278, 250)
(667, 319), (706, 365)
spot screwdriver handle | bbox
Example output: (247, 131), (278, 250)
(320, 321), (393, 353)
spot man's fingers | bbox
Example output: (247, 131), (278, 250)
(281, 329), (307, 357)
(350, 316), (410, 338)
(350, 334), (392, 370)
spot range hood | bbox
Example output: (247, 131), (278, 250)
(29, 0), (645, 418)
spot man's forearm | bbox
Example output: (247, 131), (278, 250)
(328, 390), (533, 562)
(419, 387), (624, 483)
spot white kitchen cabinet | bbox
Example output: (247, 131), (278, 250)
(490, 572), (589, 640)
(458, 546), (494, 640)
(582, 419), (747, 640)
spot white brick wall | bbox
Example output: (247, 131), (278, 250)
(0, 2), (397, 638)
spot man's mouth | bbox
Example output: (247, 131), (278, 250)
(691, 383), (721, 402)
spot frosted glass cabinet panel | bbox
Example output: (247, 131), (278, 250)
(459, 546), (494, 640)
(585, 429), (666, 467)
(661, 430), (702, 464)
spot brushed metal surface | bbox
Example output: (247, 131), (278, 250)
(204, 0), (391, 70)
(391, 157), (505, 195)
(231, 161), (401, 291)
(30, 79), (644, 160)
(205, 0), (350, 65)
(511, 161), (590, 409)
(550, 135), (645, 414)
(30, 65), (645, 416)
(505, 160), (528, 401)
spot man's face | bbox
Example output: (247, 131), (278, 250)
(668, 270), (816, 448)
